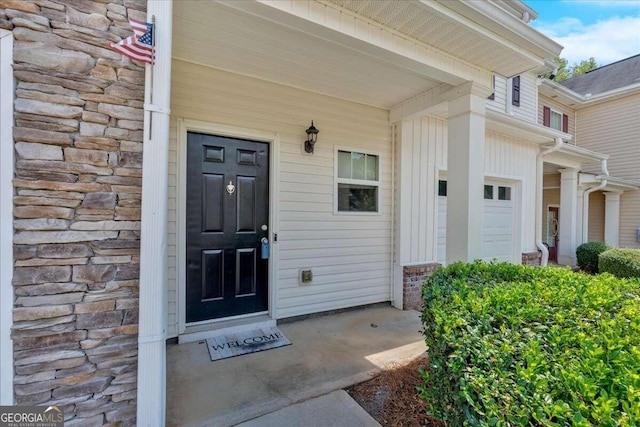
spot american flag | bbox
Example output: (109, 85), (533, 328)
(109, 18), (154, 64)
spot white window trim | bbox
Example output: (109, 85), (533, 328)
(0, 28), (14, 405)
(333, 146), (382, 216)
(549, 108), (563, 131)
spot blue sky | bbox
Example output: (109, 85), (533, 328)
(527, 0), (640, 66)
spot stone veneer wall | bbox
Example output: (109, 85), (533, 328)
(522, 251), (542, 266)
(1, 1), (146, 425)
(403, 263), (441, 311)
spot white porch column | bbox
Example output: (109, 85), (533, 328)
(445, 83), (490, 263)
(576, 186), (586, 246)
(558, 168), (579, 265)
(604, 191), (622, 246)
(0, 29), (14, 405)
(137, 1), (172, 426)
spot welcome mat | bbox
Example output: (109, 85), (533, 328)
(206, 326), (291, 361)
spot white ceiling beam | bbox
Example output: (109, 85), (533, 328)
(390, 84), (451, 123)
(390, 81), (493, 123)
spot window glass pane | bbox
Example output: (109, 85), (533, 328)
(484, 185), (494, 200)
(338, 150), (351, 179)
(351, 152), (366, 180)
(338, 184), (377, 212)
(498, 186), (511, 200)
(550, 111), (562, 131)
(365, 154), (378, 181)
(438, 180), (447, 197)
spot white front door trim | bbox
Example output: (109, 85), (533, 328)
(176, 119), (280, 335)
(0, 28), (14, 406)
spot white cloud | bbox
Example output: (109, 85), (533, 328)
(533, 16), (640, 65)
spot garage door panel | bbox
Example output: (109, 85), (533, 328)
(437, 183), (514, 263)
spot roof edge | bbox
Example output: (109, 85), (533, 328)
(541, 78), (640, 108)
(452, 0), (563, 60)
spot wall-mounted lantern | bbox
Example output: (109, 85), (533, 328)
(304, 121), (319, 154)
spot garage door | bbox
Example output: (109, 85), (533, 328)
(437, 181), (514, 264)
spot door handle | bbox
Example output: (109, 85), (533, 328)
(261, 237), (270, 259)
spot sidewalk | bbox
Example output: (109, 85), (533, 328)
(237, 390), (381, 427)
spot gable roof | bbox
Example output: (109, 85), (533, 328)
(560, 54), (640, 96)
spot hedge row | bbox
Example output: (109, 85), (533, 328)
(600, 248), (640, 278)
(421, 261), (640, 426)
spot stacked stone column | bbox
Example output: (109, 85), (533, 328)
(2, 1), (146, 425)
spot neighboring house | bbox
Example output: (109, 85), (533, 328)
(0, 1), (631, 425)
(538, 54), (640, 254)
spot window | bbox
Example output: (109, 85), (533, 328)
(484, 185), (494, 200)
(438, 180), (447, 197)
(549, 110), (562, 131)
(498, 186), (511, 201)
(337, 150), (379, 212)
(543, 106), (568, 132)
(511, 75), (520, 107)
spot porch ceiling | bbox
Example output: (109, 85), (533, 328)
(173, 1), (443, 109)
(325, 0), (560, 77)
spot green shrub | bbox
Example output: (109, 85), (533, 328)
(599, 248), (640, 278)
(420, 261), (640, 427)
(576, 241), (611, 272)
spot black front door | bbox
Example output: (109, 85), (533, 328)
(186, 132), (269, 323)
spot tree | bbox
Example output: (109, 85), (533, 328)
(545, 57), (598, 82)
(570, 57), (598, 78)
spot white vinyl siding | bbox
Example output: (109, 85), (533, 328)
(486, 74), (508, 114)
(538, 94), (575, 136)
(576, 93), (640, 248)
(167, 60), (392, 336)
(487, 73), (537, 123)
(509, 72), (538, 123)
(395, 116), (539, 265)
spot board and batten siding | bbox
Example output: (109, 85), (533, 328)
(538, 94), (575, 136)
(399, 116), (540, 263)
(576, 93), (640, 248)
(166, 60), (393, 336)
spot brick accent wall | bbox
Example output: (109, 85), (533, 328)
(522, 251), (542, 266)
(3, 1), (146, 425)
(402, 263), (441, 311)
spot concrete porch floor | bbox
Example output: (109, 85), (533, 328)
(166, 304), (426, 427)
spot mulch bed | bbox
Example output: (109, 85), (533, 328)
(346, 357), (444, 427)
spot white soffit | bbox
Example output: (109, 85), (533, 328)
(173, 1), (442, 109)
(325, 0), (554, 77)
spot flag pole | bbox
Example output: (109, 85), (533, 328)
(149, 15), (156, 140)
(151, 15), (156, 105)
